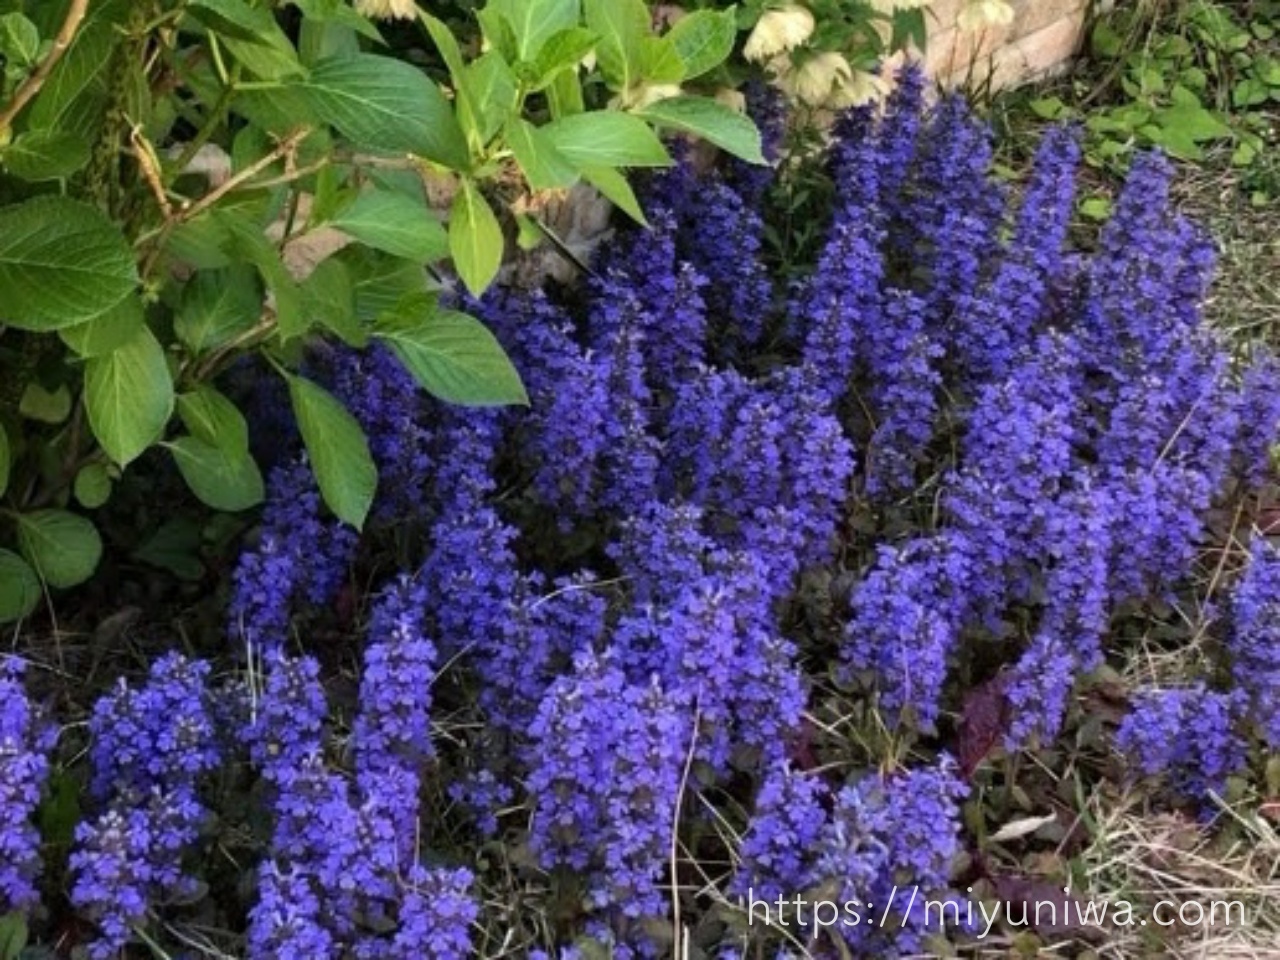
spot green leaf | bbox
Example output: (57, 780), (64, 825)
(219, 216), (305, 341)
(2, 129), (91, 180)
(291, 0), (384, 43)
(0, 12), (39, 69)
(303, 257), (366, 346)
(28, 0), (129, 135)
(0, 551), (41, 623)
(177, 386), (250, 452)
(286, 374), (376, 528)
(638, 36), (686, 84)
(332, 190), (449, 262)
(506, 117), (578, 190)
(189, 0), (304, 79)
(449, 179), (504, 297)
(458, 51), (518, 146)
(0, 196), (138, 331)
(0, 910), (29, 960)
(84, 326), (174, 467)
(487, 0), (580, 60)
(667, 8), (736, 79)
(169, 436), (265, 511)
(580, 164), (648, 225)
(19, 381), (71, 424)
(584, 0), (649, 91)
(0, 424), (9, 498)
(531, 27), (597, 89)
(73, 462), (113, 509)
(636, 96), (765, 164)
(295, 54), (468, 169)
(176, 266), (263, 354)
(15, 509), (102, 589)
(338, 246), (430, 323)
(60, 293), (146, 358)
(132, 518), (203, 581)
(1079, 196), (1113, 221)
(543, 111), (671, 167)
(375, 294), (528, 406)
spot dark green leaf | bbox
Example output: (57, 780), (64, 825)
(28, 0), (129, 135)
(189, 0), (303, 79)
(15, 509), (103, 589)
(543, 111), (671, 167)
(84, 326), (174, 467)
(0, 12), (39, 68)
(290, 0), (384, 42)
(19, 382), (71, 424)
(332, 190), (449, 262)
(449, 178), (504, 296)
(459, 51), (518, 145)
(0, 551), (41, 623)
(375, 294), (528, 406)
(219, 217), (305, 341)
(73, 462), (113, 509)
(636, 96), (765, 164)
(0, 424), (9, 498)
(176, 266), (263, 354)
(286, 374), (376, 528)
(303, 257), (365, 346)
(2, 129), (91, 180)
(0, 196), (138, 331)
(0, 911), (28, 960)
(132, 518), (204, 581)
(295, 54), (468, 169)
(667, 8), (736, 79)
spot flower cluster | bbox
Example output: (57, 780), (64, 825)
(0, 658), (55, 914)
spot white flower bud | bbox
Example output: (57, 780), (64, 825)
(828, 69), (889, 108)
(354, 0), (417, 21)
(783, 51), (853, 106)
(744, 4), (816, 63)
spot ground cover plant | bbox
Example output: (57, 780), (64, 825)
(4, 3), (1280, 959)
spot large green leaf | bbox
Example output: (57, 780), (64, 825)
(543, 111), (671, 168)
(580, 164), (647, 224)
(286, 374), (376, 529)
(449, 179), (504, 297)
(84, 326), (175, 467)
(636, 95), (765, 164)
(189, 0), (304, 79)
(506, 117), (578, 190)
(169, 437), (265, 511)
(175, 266), (263, 354)
(291, 0), (384, 43)
(584, 0), (648, 91)
(295, 54), (468, 169)
(1, 129), (92, 181)
(0, 13), (39, 69)
(531, 27), (598, 89)
(458, 51), (518, 146)
(219, 217), (304, 342)
(28, 0), (129, 135)
(332, 190), (449, 262)
(0, 550), (41, 623)
(59, 293), (146, 358)
(487, 0), (580, 60)
(303, 257), (365, 347)
(0, 197), (138, 331)
(667, 8), (737, 79)
(376, 294), (528, 406)
(15, 509), (102, 590)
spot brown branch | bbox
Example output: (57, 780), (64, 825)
(0, 0), (91, 133)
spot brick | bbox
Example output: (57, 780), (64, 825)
(988, 10), (1085, 88)
(1012, 0), (1086, 40)
(924, 18), (1013, 78)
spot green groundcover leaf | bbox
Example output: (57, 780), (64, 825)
(0, 196), (138, 331)
(0, 551), (41, 623)
(376, 294), (528, 406)
(73, 462), (113, 509)
(85, 326), (175, 467)
(286, 374), (377, 529)
(15, 509), (103, 590)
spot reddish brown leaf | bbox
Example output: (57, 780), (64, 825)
(957, 673), (1010, 778)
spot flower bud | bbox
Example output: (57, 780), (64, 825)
(354, 0), (417, 21)
(744, 4), (816, 63)
(783, 51), (853, 106)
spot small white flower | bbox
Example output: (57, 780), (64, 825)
(744, 4), (817, 63)
(958, 0), (1015, 32)
(612, 83), (683, 110)
(353, 0), (417, 21)
(782, 51), (853, 106)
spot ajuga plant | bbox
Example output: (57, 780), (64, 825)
(5, 59), (1280, 960)
(0, 0), (771, 625)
